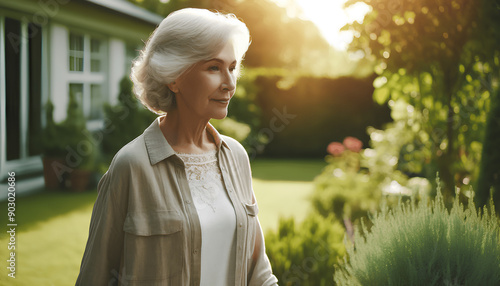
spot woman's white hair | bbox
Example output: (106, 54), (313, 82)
(131, 8), (250, 114)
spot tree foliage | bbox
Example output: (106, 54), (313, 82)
(476, 87), (500, 212)
(472, 0), (500, 211)
(343, 0), (500, 197)
(127, 0), (363, 77)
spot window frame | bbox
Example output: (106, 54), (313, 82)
(0, 13), (45, 179)
(66, 29), (108, 129)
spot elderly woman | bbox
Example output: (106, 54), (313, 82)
(76, 8), (278, 286)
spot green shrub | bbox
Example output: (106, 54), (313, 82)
(265, 212), (345, 286)
(42, 91), (97, 170)
(312, 160), (382, 224)
(334, 184), (500, 286)
(101, 77), (156, 164)
(63, 89), (97, 170)
(41, 99), (67, 158)
(311, 147), (401, 225)
(312, 135), (431, 226)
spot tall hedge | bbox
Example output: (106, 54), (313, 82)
(253, 75), (391, 158)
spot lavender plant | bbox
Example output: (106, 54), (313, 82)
(334, 181), (500, 286)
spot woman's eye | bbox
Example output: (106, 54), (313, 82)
(229, 66), (236, 73)
(209, 66), (219, 71)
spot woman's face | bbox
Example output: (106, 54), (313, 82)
(172, 42), (238, 120)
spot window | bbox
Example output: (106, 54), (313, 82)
(3, 17), (42, 162)
(28, 23), (43, 157)
(67, 31), (106, 123)
(90, 38), (102, 72)
(5, 18), (21, 161)
(90, 84), (103, 120)
(69, 33), (83, 71)
(69, 83), (84, 104)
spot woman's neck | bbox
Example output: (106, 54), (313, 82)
(159, 109), (216, 154)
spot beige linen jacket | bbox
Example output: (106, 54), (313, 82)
(76, 117), (278, 286)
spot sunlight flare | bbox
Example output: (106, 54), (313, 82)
(273, 0), (371, 50)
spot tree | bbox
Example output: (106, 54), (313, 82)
(343, 0), (499, 198)
(476, 89), (500, 212)
(474, 0), (500, 210)
(127, 0), (338, 74)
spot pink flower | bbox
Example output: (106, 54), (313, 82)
(327, 142), (344, 156)
(343, 136), (363, 152)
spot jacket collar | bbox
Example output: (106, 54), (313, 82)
(144, 116), (230, 165)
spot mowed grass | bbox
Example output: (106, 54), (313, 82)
(0, 158), (326, 286)
(250, 158), (327, 232)
(0, 191), (97, 286)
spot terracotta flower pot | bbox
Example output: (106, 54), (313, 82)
(42, 157), (66, 190)
(70, 169), (91, 192)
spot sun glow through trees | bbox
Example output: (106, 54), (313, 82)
(273, 0), (371, 50)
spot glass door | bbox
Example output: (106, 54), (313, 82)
(1, 16), (42, 176)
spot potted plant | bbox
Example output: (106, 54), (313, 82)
(62, 90), (95, 192)
(41, 91), (96, 191)
(41, 99), (70, 189)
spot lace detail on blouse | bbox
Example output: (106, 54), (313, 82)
(177, 150), (222, 213)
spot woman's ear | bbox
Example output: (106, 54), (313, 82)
(167, 81), (179, 94)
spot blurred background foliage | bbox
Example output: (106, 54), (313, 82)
(343, 0), (500, 201)
(101, 77), (157, 166)
(129, 0), (373, 76)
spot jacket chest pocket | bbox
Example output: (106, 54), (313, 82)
(244, 202), (259, 257)
(122, 210), (184, 282)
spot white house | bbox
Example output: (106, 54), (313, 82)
(0, 0), (162, 198)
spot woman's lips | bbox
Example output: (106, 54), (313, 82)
(211, 99), (230, 105)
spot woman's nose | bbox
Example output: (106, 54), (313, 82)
(221, 70), (236, 91)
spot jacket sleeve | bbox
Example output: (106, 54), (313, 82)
(241, 155), (278, 285)
(222, 135), (279, 285)
(247, 212), (279, 286)
(75, 158), (129, 286)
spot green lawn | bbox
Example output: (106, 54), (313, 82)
(250, 158), (327, 232)
(0, 158), (326, 286)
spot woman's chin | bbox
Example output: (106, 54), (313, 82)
(212, 113), (228, 120)
(210, 109), (228, 120)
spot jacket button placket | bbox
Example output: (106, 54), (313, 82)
(218, 153), (246, 285)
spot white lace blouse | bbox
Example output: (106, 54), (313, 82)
(176, 149), (237, 286)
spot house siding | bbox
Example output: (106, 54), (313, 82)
(50, 23), (68, 122)
(108, 38), (126, 106)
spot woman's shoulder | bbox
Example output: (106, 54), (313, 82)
(109, 134), (149, 172)
(220, 135), (252, 173)
(97, 133), (154, 197)
(220, 135), (247, 157)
